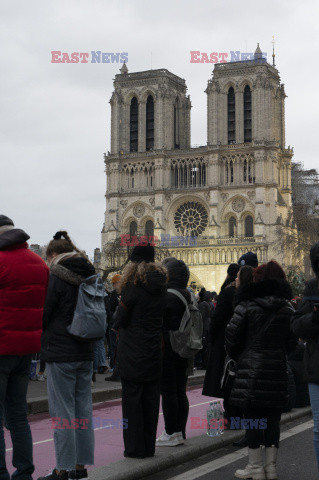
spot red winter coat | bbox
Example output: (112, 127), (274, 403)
(0, 229), (49, 355)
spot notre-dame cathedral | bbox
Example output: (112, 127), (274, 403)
(101, 44), (294, 291)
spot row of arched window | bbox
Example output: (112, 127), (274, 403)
(130, 96), (154, 152)
(129, 220), (154, 237)
(171, 161), (207, 188)
(228, 215), (254, 238)
(129, 96), (181, 152)
(227, 85), (252, 144)
(224, 157), (255, 185)
(123, 167), (153, 190)
(128, 216), (253, 239)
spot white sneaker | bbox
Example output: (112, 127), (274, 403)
(176, 432), (184, 444)
(36, 374), (46, 382)
(156, 431), (184, 447)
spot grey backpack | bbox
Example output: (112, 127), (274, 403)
(167, 289), (203, 358)
(67, 274), (107, 342)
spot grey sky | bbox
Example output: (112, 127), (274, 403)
(1, 0), (317, 256)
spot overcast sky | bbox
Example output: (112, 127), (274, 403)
(1, 0), (317, 257)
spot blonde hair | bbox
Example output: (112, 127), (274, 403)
(120, 261), (168, 290)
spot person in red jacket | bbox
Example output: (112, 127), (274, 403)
(0, 215), (49, 480)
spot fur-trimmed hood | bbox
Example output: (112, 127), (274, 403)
(50, 257), (95, 286)
(236, 278), (292, 311)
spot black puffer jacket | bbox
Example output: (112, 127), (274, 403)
(41, 256), (96, 363)
(292, 242), (319, 384)
(113, 269), (167, 382)
(162, 258), (190, 369)
(225, 279), (295, 409)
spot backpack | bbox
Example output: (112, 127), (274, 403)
(167, 288), (203, 358)
(67, 274), (107, 342)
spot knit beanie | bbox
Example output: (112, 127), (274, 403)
(0, 215), (14, 235)
(238, 252), (258, 268)
(130, 244), (155, 263)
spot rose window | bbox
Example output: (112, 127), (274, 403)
(174, 201), (208, 237)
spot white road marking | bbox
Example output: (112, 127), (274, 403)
(166, 420), (314, 480)
(5, 398), (214, 452)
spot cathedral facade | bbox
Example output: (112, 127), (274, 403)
(101, 45), (294, 291)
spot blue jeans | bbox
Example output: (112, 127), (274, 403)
(0, 355), (33, 480)
(93, 339), (107, 373)
(47, 361), (94, 470)
(309, 383), (319, 471)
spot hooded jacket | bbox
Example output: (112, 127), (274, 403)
(162, 258), (190, 368)
(292, 241), (319, 384)
(0, 229), (49, 355)
(40, 256), (96, 363)
(225, 279), (295, 409)
(113, 269), (167, 382)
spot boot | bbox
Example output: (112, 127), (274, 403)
(264, 446), (278, 480)
(235, 447), (266, 480)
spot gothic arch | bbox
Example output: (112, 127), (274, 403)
(140, 88), (157, 103)
(238, 78), (254, 93)
(122, 215), (138, 233)
(121, 201), (153, 230)
(221, 80), (237, 94)
(124, 90), (140, 105)
(165, 194), (210, 223)
(165, 194), (210, 237)
(221, 194), (254, 218)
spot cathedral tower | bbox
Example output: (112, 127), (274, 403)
(102, 46), (294, 291)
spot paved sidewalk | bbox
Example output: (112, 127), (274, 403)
(89, 407), (312, 480)
(27, 369), (206, 414)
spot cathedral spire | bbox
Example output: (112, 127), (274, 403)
(120, 62), (128, 75)
(272, 35), (276, 67)
(254, 43), (263, 60)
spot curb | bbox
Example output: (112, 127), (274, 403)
(27, 373), (205, 415)
(90, 406), (312, 480)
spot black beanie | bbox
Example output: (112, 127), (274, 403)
(0, 215), (14, 227)
(238, 252), (258, 268)
(130, 244), (155, 263)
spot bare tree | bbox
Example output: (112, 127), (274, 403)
(281, 162), (319, 279)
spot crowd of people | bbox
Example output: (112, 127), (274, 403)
(1, 213), (319, 480)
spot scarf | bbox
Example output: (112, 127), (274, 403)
(49, 251), (80, 267)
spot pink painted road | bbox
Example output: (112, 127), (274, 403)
(4, 386), (219, 478)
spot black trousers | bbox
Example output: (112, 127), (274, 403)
(121, 379), (160, 458)
(160, 362), (189, 437)
(243, 408), (281, 449)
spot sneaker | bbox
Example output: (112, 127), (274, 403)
(38, 469), (68, 480)
(68, 469), (88, 480)
(36, 373), (46, 382)
(176, 432), (184, 444)
(156, 431), (184, 447)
